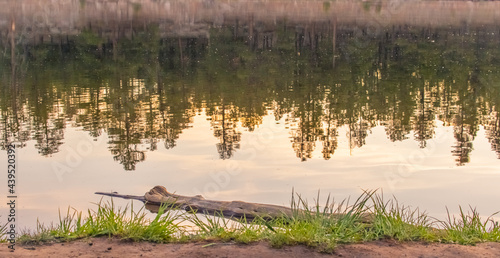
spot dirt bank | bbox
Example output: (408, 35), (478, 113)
(2, 238), (500, 257)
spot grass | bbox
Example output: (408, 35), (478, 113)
(10, 191), (500, 253)
(0, 221), (8, 243)
(367, 193), (439, 242)
(18, 200), (185, 245)
(440, 206), (500, 245)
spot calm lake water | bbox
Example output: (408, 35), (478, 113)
(1, 0), (500, 230)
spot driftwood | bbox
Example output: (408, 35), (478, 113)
(96, 185), (373, 222)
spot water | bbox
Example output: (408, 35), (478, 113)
(1, 0), (500, 230)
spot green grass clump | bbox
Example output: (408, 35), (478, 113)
(440, 206), (500, 245)
(10, 190), (500, 253)
(367, 194), (438, 242)
(190, 213), (264, 244)
(264, 190), (373, 252)
(18, 200), (184, 245)
(17, 220), (57, 244)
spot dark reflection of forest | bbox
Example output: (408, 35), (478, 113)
(1, 22), (500, 170)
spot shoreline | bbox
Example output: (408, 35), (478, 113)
(3, 238), (500, 257)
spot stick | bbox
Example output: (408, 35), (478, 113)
(94, 192), (146, 202)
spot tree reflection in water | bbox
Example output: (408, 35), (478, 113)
(1, 22), (500, 170)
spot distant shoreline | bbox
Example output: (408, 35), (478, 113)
(2, 0), (500, 37)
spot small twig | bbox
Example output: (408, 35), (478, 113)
(94, 192), (146, 202)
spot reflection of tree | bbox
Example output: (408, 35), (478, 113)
(0, 100), (30, 151)
(291, 121), (317, 161)
(451, 121), (475, 166)
(209, 104), (241, 159)
(289, 85), (324, 161)
(157, 79), (194, 150)
(239, 112), (263, 132)
(106, 79), (146, 170)
(382, 86), (413, 142)
(347, 118), (372, 150)
(78, 89), (107, 138)
(485, 111), (500, 159)
(450, 83), (480, 165)
(33, 120), (65, 156)
(342, 90), (374, 151)
(144, 97), (160, 152)
(108, 114), (145, 171)
(321, 86), (342, 160)
(412, 87), (436, 148)
(30, 83), (66, 156)
(158, 104), (193, 150)
(320, 118), (338, 160)
(384, 119), (411, 142)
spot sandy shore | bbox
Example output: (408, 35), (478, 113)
(2, 238), (500, 257)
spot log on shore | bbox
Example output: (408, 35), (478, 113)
(144, 186), (294, 221)
(96, 185), (373, 222)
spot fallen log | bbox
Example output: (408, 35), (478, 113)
(96, 185), (373, 222)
